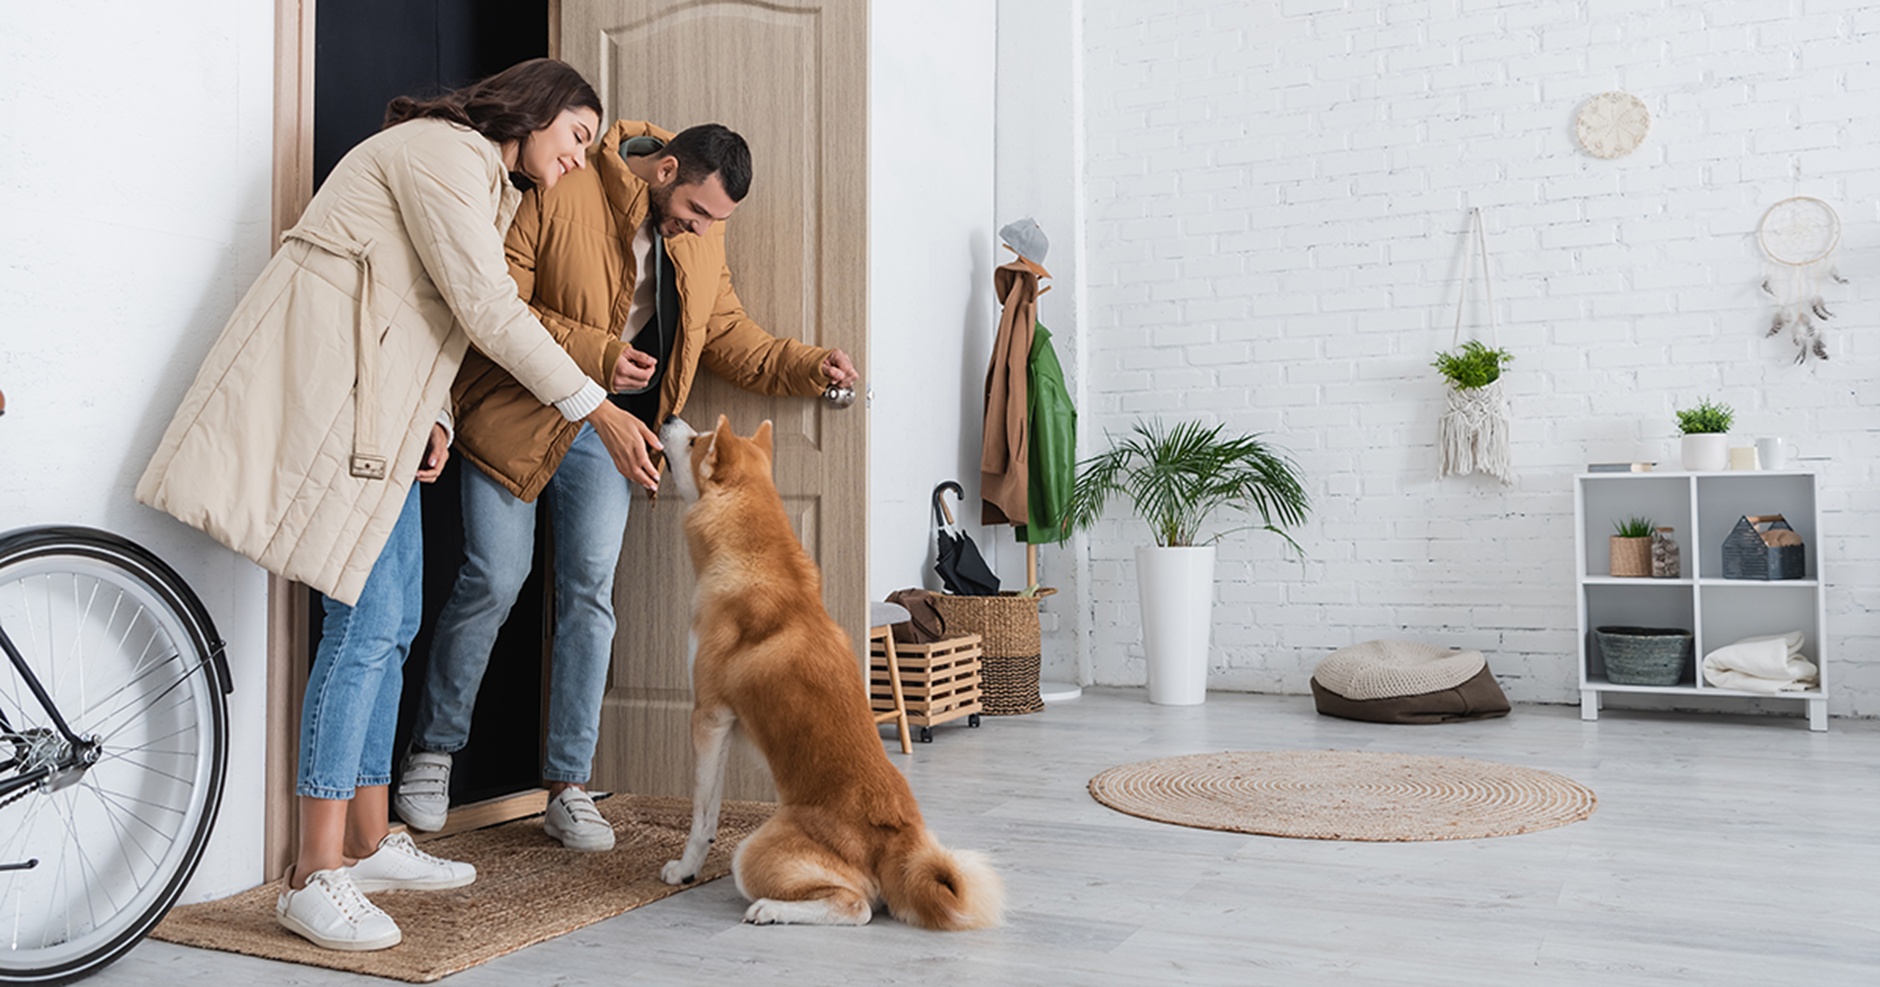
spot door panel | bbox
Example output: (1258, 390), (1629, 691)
(558, 0), (867, 800)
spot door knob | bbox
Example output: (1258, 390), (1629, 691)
(822, 383), (856, 409)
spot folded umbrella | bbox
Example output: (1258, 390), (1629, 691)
(932, 481), (1000, 596)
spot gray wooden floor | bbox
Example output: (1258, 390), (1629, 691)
(98, 689), (1880, 986)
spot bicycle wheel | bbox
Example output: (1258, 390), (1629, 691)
(0, 527), (228, 985)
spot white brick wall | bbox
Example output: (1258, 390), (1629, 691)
(1072, 0), (1880, 714)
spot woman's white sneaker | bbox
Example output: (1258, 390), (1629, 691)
(543, 788), (616, 851)
(277, 868), (401, 951)
(348, 831), (477, 892)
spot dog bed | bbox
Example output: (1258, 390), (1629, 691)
(1310, 640), (1510, 724)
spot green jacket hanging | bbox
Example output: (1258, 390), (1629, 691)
(1017, 324), (1076, 544)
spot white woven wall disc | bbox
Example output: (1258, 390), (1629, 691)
(1577, 91), (1650, 159)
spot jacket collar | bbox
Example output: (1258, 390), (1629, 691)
(594, 120), (676, 241)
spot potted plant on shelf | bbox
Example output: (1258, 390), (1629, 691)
(1433, 340), (1515, 483)
(1610, 516), (1654, 578)
(1675, 397), (1734, 472)
(1062, 419), (1310, 706)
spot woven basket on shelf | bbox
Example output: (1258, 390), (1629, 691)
(1594, 625), (1693, 686)
(931, 589), (1055, 715)
(1609, 536), (1652, 578)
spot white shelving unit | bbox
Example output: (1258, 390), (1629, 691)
(1574, 470), (1827, 731)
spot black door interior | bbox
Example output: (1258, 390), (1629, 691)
(310, 0), (552, 809)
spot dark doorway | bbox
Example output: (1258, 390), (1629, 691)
(310, 0), (551, 808)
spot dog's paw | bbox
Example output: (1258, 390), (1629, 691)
(742, 898), (872, 926)
(660, 860), (698, 886)
(743, 899), (788, 925)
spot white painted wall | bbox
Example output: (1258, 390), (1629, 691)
(0, 2), (275, 899)
(1051, 0), (1880, 715)
(995, 0), (1091, 686)
(867, 1), (1005, 600)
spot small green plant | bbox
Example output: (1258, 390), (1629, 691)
(1613, 516), (1655, 538)
(1675, 397), (1734, 435)
(1431, 340), (1513, 389)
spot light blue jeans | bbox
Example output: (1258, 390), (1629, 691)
(299, 483), (423, 799)
(411, 423), (629, 784)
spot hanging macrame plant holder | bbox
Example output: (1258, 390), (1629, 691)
(1439, 208), (1514, 485)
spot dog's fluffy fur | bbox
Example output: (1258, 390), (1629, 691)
(657, 415), (1003, 930)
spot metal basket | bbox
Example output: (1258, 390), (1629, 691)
(1594, 626), (1693, 686)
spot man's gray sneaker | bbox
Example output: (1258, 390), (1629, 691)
(543, 788), (615, 851)
(393, 750), (451, 832)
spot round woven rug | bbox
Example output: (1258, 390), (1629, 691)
(1089, 750), (1596, 842)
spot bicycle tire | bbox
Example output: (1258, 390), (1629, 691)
(0, 527), (229, 985)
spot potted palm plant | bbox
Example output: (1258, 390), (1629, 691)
(1063, 420), (1310, 705)
(1675, 397), (1734, 472)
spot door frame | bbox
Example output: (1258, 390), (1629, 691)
(265, 0), (316, 883)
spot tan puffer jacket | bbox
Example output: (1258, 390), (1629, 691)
(450, 120), (832, 502)
(137, 119), (596, 605)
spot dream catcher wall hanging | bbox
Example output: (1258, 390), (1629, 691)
(1757, 196), (1845, 364)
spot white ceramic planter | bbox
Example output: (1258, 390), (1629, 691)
(1135, 545), (1216, 705)
(1680, 433), (1729, 472)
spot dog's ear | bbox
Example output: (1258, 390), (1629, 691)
(753, 420), (773, 461)
(706, 415), (743, 472)
(697, 427), (721, 482)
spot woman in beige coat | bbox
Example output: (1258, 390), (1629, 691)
(138, 59), (657, 952)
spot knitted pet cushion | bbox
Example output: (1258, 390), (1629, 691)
(1311, 640), (1510, 724)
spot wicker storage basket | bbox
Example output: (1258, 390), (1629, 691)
(931, 589), (1055, 715)
(1609, 536), (1652, 578)
(1594, 625), (1693, 686)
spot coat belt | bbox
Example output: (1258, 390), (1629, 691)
(282, 225), (388, 480)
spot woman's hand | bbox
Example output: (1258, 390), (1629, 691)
(585, 401), (663, 491)
(416, 422), (451, 483)
(612, 348), (658, 392)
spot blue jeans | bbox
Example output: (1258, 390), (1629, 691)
(299, 483), (423, 799)
(412, 423), (629, 784)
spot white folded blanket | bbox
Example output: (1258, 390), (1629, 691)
(1702, 631), (1818, 694)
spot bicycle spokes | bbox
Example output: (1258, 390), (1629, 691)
(0, 529), (227, 982)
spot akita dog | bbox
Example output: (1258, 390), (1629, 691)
(657, 415), (1003, 930)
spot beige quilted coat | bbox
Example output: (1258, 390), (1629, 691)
(138, 119), (594, 605)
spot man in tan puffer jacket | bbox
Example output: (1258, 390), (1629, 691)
(396, 122), (858, 848)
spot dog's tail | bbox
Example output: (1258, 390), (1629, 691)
(880, 831), (1004, 931)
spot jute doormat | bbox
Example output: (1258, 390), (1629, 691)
(1089, 750), (1595, 841)
(151, 794), (773, 982)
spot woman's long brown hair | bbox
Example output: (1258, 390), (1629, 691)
(383, 57), (601, 145)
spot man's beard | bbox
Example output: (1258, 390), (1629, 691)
(647, 181), (674, 234)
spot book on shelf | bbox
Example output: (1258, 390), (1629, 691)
(1587, 462), (1655, 473)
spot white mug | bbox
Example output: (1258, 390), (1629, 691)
(1756, 437), (1799, 470)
